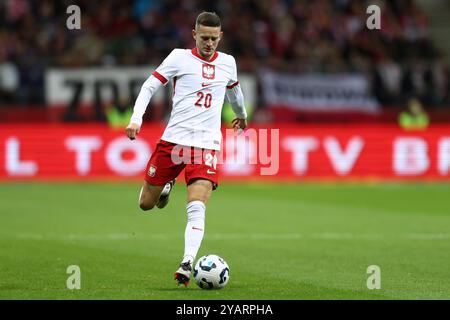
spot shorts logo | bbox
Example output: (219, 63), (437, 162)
(202, 64), (215, 79)
(148, 165), (157, 177)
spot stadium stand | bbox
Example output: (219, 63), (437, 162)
(0, 0), (449, 122)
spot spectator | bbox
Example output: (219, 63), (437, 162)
(0, 46), (20, 104)
(398, 97), (430, 130)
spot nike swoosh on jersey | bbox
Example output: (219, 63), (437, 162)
(207, 169), (216, 174)
(201, 83), (212, 87)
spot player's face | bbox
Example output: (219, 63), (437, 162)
(193, 25), (222, 59)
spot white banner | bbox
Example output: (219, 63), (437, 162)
(45, 68), (256, 108)
(260, 71), (380, 113)
(45, 67), (161, 107)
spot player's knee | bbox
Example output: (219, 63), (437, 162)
(138, 186), (158, 211)
(139, 199), (156, 211)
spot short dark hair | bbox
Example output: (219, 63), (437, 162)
(195, 11), (221, 28)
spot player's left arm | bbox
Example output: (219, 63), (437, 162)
(226, 83), (247, 131)
(225, 56), (248, 132)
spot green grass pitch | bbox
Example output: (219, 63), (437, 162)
(0, 182), (449, 299)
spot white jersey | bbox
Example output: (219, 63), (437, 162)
(130, 48), (247, 151)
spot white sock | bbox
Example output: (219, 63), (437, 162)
(183, 200), (206, 264)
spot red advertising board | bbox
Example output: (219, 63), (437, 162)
(0, 124), (449, 181)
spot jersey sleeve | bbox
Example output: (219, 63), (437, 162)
(152, 49), (180, 85)
(128, 50), (181, 126)
(226, 56), (239, 89)
(225, 83), (247, 119)
(225, 56), (247, 119)
(129, 75), (163, 127)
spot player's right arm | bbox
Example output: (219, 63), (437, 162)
(126, 49), (180, 140)
(126, 75), (163, 140)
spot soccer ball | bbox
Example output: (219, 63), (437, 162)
(193, 254), (230, 289)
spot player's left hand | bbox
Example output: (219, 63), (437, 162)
(231, 118), (247, 134)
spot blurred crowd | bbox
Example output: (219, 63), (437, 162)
(0, 0), (449, 107)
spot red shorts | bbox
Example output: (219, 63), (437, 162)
(144, 140), (219, 189)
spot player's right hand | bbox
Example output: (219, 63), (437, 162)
(125, 123), (140, 140)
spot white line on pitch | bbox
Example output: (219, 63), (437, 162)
(8, 232), (450, 241)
